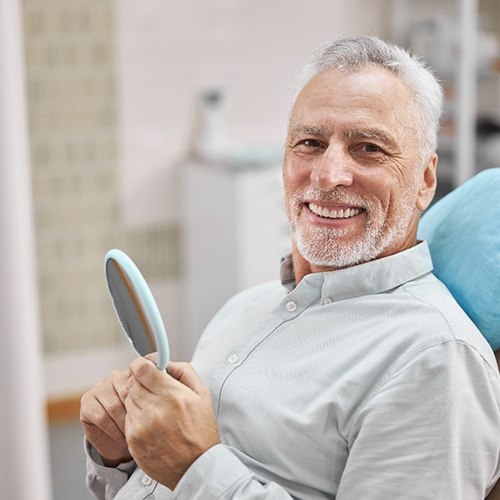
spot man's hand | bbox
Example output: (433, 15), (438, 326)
(125, 358), (221, 490)
(80, 369), (132, 467)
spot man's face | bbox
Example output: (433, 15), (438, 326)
(283, 66), (437, 270)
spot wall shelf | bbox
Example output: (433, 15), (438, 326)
(391, 0), (500, 194)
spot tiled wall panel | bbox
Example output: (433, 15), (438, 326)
(22, 0), (177, 354)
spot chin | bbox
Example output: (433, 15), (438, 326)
(296, 237), (372, 269)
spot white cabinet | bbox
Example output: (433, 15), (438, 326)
(180, 161), (290, 357)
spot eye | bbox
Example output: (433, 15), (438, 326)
(360, 143), (382, 153)
(301, 139), (323, 148)
(294, 138), (325, 152)
(350, 142), (389, 164)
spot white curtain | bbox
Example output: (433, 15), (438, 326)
(0, 1), (52, 499)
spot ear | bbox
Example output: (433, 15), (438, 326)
(416, 154), (438, 211)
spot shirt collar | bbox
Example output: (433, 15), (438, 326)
(280, 241), (434, 301)
(280, 253), (297, 292)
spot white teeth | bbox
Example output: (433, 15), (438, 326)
(309, 203), (360, 219)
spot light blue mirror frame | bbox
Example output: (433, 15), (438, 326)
(104, 249), (169, 370)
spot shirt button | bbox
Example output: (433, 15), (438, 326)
(286, 301), (297, 312)
(142, 475), (153, 486)
(227, 353), (239, 364)
(323, 297), (333, 305)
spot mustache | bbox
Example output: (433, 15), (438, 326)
(296, 188), (371, 208)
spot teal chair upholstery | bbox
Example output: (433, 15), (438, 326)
(419, 168), (500, 499)
(418, 167), (500, 351)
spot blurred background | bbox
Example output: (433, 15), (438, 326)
(1, 0), (500, 498)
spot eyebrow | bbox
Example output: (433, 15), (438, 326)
(344, 127), (397, 149)
(288, 124), (330, 138)
(289, 124), (398, 150)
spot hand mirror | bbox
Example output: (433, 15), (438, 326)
(104, 249), (169, 370)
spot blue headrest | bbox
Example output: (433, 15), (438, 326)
(418, 168), (500, 350)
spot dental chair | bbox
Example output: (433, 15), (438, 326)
(418, 167), (500, 499)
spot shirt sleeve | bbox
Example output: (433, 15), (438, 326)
(171, 444), (295, 499)
(336, 340), (500, 500)
(84, 438), (137, 500)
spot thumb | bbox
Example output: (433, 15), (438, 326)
(167, 361), (207, 396)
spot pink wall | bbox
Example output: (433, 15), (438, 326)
(115, 0), (391, 226)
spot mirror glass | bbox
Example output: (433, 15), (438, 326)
(104, 249), (169, 370)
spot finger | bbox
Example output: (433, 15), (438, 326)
(144, 352), (159, 364)
(95, 391), (127, 434)
(128, 357), (168, 395)
(125, 375), (147, 411)
(123, 387), (143, 413)
(112, 370), (130, 404)
(81, 393), (127, 443)
(167, 361), (207, 396)
(87, 370), (129, 434)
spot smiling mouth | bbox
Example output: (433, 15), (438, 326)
(308, 203), (362, 219)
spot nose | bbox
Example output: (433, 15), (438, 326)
(309, 145), (354, 190)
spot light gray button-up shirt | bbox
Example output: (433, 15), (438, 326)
(86, 242), (500, 499)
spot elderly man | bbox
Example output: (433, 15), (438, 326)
(81, 36), (500, 499)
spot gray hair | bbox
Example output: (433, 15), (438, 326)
(298, 36), (444, 160)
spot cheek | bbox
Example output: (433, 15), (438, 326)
(283, 183), (299, 220)
(385, 183), (419, 223)
(282, 168), (308, 224)
(362, 179), (404, 225)
(283, 151), (312, 180)
(373, 159), (418, 208)
(282, 157), (304, 198)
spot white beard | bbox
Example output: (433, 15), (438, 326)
(287, 185), (418, 269)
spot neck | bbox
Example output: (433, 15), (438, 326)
(290, 242), (331, 284)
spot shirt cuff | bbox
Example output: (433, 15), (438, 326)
(171, 444), (253, 499)
(85, 438), (136, 477)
